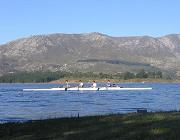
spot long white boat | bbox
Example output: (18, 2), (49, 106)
(23, 87), (152, 91)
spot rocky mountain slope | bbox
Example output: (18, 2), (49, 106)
(0, 32), (180, 77)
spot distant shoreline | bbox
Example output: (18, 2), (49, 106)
(48, 78), (180, 84)
(0, 78), (180, 84)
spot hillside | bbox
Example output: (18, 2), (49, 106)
(0, 33), (180, 78)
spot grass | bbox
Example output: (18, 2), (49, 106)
(1, 112), (180, 140)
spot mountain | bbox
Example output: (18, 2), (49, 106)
(0, 32), (180, 78)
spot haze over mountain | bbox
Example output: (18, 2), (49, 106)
(0, 32), (180, 78)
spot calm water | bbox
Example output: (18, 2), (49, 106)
(0, 83), (180, 122)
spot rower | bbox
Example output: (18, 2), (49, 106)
(79, 80), (84, 88)
(92, 80), (97, 88)
(65, 80), (70, 88)
(107, 80), (112, 87)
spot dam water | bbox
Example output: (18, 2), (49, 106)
(0, 83), (180, 122)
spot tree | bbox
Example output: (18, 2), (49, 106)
(123, 72), (135, 80)
(156, 71), (162, 78)
(136, 69), (148, 78)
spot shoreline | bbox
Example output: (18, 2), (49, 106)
(0, 78), (180, 84)
(1, 111), (180, 140)
(0, 79), (180, 84)
(45, 78), (180, 84)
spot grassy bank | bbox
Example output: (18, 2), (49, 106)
(1, 112), (180, 140)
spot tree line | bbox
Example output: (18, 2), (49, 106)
(0, 70), (163, 83)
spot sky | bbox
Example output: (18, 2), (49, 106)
(0, 0), (180, 44)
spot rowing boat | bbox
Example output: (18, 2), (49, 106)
(23, 87), (152, 91)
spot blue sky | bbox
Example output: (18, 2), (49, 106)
(0, 0), (180, 44)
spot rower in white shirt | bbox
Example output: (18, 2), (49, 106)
(79, 80), (84, 88)
(92, 80), (97, 88)
(107, 80), (112, 87)
(65, 80), (70, 88)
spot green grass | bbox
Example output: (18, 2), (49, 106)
(1, 112), (180, 140)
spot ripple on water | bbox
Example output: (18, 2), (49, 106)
(0, 117), (28, 123)
(0, 83), (180, 122)
(7, 100), (37, 103)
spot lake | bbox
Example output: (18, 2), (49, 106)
(0, 83), (180, 122)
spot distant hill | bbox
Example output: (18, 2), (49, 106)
(0, 32), (180, 78)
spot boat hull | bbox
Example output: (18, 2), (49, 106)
(23, 87), (152, 91)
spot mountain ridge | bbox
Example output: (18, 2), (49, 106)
(0, 32), (180, 78)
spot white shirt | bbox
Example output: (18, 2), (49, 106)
(66, 82), (70, 88)
(79, 82), (84, 87)
(107, 82), (111, 87)
(92, 82), (97, 88)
